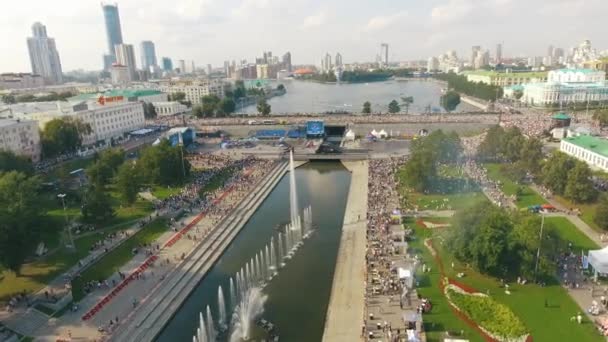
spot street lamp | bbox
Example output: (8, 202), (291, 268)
(534, 212), (545, 282)
(57, 193), (75, 249)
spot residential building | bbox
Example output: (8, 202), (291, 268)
(256, 64), (270, 79)
(115, 44), (137, 81)
(152, 102), (189, 116)
(519, 69), (608, 106)
(560, 135), (608, 171)
(101, 3), (123, 69)
(474, 50), (490, 69)
(496, 44), (502, 64)
(436, 50), (461, 73)
(583, 58), (608, 75)
(427, 57), (439, 72)
(140, 41), (157, 70)
(0, 73), (44, 90)
(0, 119), (40, 162)
(321, 53), (332, 73)
(178, 60), (186, 74)
(282, 52), (292, 72)
(571, 40), (599, 66)
(380, 43), (389, 67)
(110, 64), (130, 84)
(26, 22), (63, 84)
(335, 53), (343, 68)
(5, 97), (145, 145)
(471, 46), (481, 66)
(463, 70), (548, 86)
(158, 79), (225, 105)
(207, 64), (212, 76)
(161, 57), (173, 72)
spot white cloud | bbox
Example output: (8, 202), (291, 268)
(301, 10), (328, 29)
(430, 0), (475, 24)
(232, 0), (272, 17)
(537, 0), (586, 17)
(364, 11), (408, 32)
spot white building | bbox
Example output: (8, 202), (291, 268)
(115, 44), (137, 81)
(560, 135), (608, 171)
(427, 57), (439, 72)
(152, 101), (189, 116)
(519, 69), (608, 106)
(158, 79), (225, 105)
(111, 64), (130, 85)
(0, 73), (44, 90)
(4, 96), (145, 146)
(26, 22), (63, 84)
(0, 119), (41, 162)
(256, 64), (269, 79)
(463, 70), (547, 87)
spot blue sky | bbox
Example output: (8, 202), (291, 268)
(1, 0), (607, 72)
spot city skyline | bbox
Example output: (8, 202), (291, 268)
(2, 0), (608, 72)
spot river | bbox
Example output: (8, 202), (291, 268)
(241, 79), (473, 114)
(157, 161), (351, 342)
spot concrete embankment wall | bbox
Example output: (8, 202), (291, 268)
(322, 160), (368, 342)
(111, 161), (289, 342)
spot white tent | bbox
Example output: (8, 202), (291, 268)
(588, 246), (608, 274)
(370, 129), (379, 137)
(344, 129), (355, 141)
(378, 129), (388, 139)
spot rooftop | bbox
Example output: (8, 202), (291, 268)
(552, 112), (571, 120)
(563, 135), (608, 158)
(68, 89), (162, 102)
(554, 68), (599, 74)
(463, 70), (548, 78)
(0, 118), (35, 127)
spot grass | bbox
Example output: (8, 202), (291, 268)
(552, 195), (602, 232)
(426, 226), (603, 342)
(484, 163), (546, 208)
(151, 184), (183, 200)
(546, 216), (599, 251)
(70, 218), (168, 301)
(200, 170), (235, 195)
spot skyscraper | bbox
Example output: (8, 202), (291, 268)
(495, 44), (502, 64)
(471, 46), (481, 66)
(547, 45), (555, 59)
(27, 22), (63, 84)
(335, 53), (343, 68)
(161, 57), (173, 72)
(282, 52), (292, 72)
(207, 64), (212, 76)
(115, 44), (137, 81)
(178, 60), (186, 74)
(140, 41), (157, 70)
(323, 53), (332, 73)
(102, 3), (124, 69)
(380, 43), (389, 67)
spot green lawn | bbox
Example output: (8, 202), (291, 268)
(200, 169), (235, 195)
(552, 195), (602, 232)
(151, 185), (183, 200)
(411, 192), (488, 211)
(427, 226), (603, 342)
(70, 218), (168, 301)
(407, 219), (483, 342)
(484, 163), (546, 208)
(546, 216), (599, 251)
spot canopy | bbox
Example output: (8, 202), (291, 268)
(345, 129), (355, 141)
(379, 129), (388, 138)
(589, 246), (608, 273)
(370, 129), (379, 137)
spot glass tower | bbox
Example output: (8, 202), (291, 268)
(102, 3), (123, 59)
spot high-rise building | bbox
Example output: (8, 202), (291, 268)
(101, 3), (124, 69)
(207, 64), (212, 76)
(471, 46), (481, 66)
(495, 44), (502, 64)
(548, 45), (555, 59)
(161, 57), (173, 71)
(380, 43), (389, 66)
(115, 44), (137, 81)
(427, 57), (439, 72)
(323, 53), (333, 73)
(26, 22), (63, 84)
(282, 52), (292, 72)
(335, 53), (343, 68)
(178, 60), (186, 74)
(140, 41), (157, 70)
(224, 61), (230, 76)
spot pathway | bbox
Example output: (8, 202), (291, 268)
(322, 160), (368, 342)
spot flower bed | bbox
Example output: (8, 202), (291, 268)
(445, 285), (528, 342)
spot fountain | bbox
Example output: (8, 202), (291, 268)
(218, 286), (227, 328)
(289, 150), (299, 224)
(229, 287), (268, 342)
(206, 305), (216, 341)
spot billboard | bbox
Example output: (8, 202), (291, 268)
(306, 121), (325, 136)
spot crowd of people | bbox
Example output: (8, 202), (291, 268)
(364, 158), (412, 342)
(462, 159), (513, 208)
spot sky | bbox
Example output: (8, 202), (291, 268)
(2, 0), (608, 72)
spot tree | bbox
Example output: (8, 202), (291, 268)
(513, 89), (524, 100)
(169, 92), (186, 102)
(0, 172), (47, 273)
(388, 100), (401, 113)
(218, 98), (236, 116)
(86, 160), (113, 188)
(137, 140), (191, 185)
(143, 102), (157, 119)
(40, 118), (92, 158)
(277, 84), (286, 92)
(362, 101), (371, 114)
(564, 161), (597, 203)
(519, 138), (544, 175)
(0, 150), (34, 175)
(595, 195), (608, 230)
(16, 94), (35, 103)
(257, 98), (271, 116)
(593, 109), (608, 128)
(401, 96), (414, 114)
(98, 148), (125, 173)
(192, 105), (204, 118)
(115, 162), (142, 205)
(233, 80), (246, 99)
(441, 91), (461, 112)
(201, 95), (221, 117)
(1, 94), (16, 104)
(81, 185), (115, 224)
(542, 152), (576, 195)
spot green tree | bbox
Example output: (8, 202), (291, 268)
(433, 72), (503, 101)
(86, 161), (113, 188)
(542, 152), (575, 195)
(0, 172), (48, 273)
(594, 195), (608, 230)
(277, 84), (286, 92)
(192, 105), (204, 118)
(513, 89), (524, 100)
(0, 150), (34, 175)
(201, 95), (221, 117)
(98, 148), (125, 173)
(441, 91), (461, 112)
(401, 96), (414, 114)
(257, 98), (271, 116)
(115, 162), (142, 205)
(81, 185), (115, 224)
(362, 101), (371, 114)
(16, 94), (35, 103)
(40, 118), (92, 158)
(169, 92), (186, 102)
(233, 80), (246, 99)
(218, 98), (236, 116)
(564, 161), (597, 203)
(143, 102), (157, 119)
(1, 94), (16, 104)
(519, 137), (544, 175)
(138, 140), (190, 185)
(388, 99), (401, 113)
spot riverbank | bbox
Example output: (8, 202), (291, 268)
(322, 160), (368, 342)
(109, 161), (289, 341)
